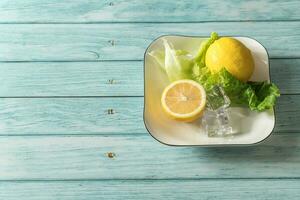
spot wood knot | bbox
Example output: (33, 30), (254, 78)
(108, 40), (115, 46)
(107, 109), (115, 115)
(108, 79), (116, 84)
(106, 152), (116, 158)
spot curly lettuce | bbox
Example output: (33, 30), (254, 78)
(194, 68), (280, 111)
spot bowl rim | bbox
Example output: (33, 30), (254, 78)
(143, 34), (276, 147)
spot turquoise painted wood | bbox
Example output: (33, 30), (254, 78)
(0, 59), (299, 96)
(0, 61), (143, 97)
(0, 134), (300, 180)
(0, 98), (144, 135)
(0, 0), (299, 23)
(0, 22), (299, 61)
(0, 95), (298, 135)
(0, 0), (299, 199)
(0, 180), (300, 200)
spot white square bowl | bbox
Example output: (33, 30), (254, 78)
(144, 35), (276, 146)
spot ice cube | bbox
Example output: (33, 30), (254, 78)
(203, 85), (233, 137)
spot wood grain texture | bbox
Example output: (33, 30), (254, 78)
(0, 22), (299, 61)
(0, 61), (143, 97)
(1, 134), (300, 179)
(0, 0), (298, 198)
(270, 59), (300, 94)
(0, 59), (299, 96)
(0, 180), (300, 200)
(0, 0), (299, 23)
(0, 95), (297, 135)
(0, 98), (144, 135)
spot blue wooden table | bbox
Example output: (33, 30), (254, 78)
(0, 0), (300, 199)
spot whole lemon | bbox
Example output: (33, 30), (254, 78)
(205, 37), (254, 82)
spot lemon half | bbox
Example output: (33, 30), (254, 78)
(161, 80), (206, 122)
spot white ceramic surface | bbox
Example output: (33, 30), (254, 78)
(144, 36), (275, 146)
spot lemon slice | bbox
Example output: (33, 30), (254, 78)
(161, 80), (206, 122)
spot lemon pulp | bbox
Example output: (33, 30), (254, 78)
(161, 80), (206, 122)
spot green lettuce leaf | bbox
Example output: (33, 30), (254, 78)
(248, 82), (280, 111)
(163, 39), (194, 81)
(149, 32), (218, 82)
(194, 32), (219, 66)
(194, 68), (280, 111)
(148, 39), (194, 82)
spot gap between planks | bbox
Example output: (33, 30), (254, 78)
(1, 19), (300, 24)
(0, 177), (300, 182)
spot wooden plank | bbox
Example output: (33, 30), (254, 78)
(0, 95), (297, 135)
(0, 0), (299, 23)
(0, 22), (299, 61)
(0, 180), (300, 200)
(0, 59), (298, 97)
(270, 59), (300, 94)
(0, 61), (143, 97)
(0, 97), (144, 135)
(274, 95), (299, 133)
(0, 134), (300, 179)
